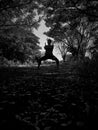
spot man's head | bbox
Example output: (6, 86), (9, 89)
(47, 39), (52, 45)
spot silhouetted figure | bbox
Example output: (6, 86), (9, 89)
(37, 39), (59, 69)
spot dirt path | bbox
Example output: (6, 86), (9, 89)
(0, 62), (98, 130)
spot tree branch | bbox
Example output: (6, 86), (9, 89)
(0, 22), (38, 30)
(0, 0), (33, 13)
(70, 0), (98, 18)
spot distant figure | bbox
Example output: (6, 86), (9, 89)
(37, 39), (59, 69)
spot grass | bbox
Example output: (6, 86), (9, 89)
(0, 61), (98, 130)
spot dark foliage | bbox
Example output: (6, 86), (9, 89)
(0, 0), (42, 64)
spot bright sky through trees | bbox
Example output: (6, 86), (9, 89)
(34, 20), (62, 60)
(34, 20), (49, 51)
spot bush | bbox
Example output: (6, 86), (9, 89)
(77, 56), (98, 79)
(0, 57), (10, 66)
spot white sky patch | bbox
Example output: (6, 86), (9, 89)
(34, 9), (45, 22)
(22, 12), (30, 19)
(12, 12), (30, 23)
(34, 1), (43, 8)
(48, 7), (54, 10)
(33, 9), (39, 21)
(50, 14), (55, 18)
(11, 17), (18, 23)
(86, 37), (95, 49)
(60, 22), (68, 27)
(85, 50), (92, 59)
(34, 20), (50, 51)
(34, 20), (62, 60)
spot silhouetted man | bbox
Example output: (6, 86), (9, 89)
(37, 39), (59, 69)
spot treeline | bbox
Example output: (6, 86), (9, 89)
(0, 0), (42, 66)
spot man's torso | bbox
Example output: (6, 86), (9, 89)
(44, 45), (54, 56)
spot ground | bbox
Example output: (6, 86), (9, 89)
(0, 61), (98, 130)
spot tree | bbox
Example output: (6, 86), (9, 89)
(0, 0), (43, 64)
(42, 0), (98, 59)
(0, 26), (42, 63)
(55, 41), (67, 62)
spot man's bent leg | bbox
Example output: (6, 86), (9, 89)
(38, 56), (47, 69)
(52, 55), (59, 68)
